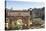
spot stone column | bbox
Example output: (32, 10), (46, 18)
(28, 16), (30, 28)
(8, 18), (12, 29)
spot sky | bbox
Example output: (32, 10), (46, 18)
(6, 0), (45, 2)
(6, 0), (45, 10)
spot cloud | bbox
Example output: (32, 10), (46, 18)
(13, 7), (28, 10)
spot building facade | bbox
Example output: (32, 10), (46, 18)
(5, 9), (32, 29)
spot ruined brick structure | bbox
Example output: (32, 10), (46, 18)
(6, 10), (32, 29)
